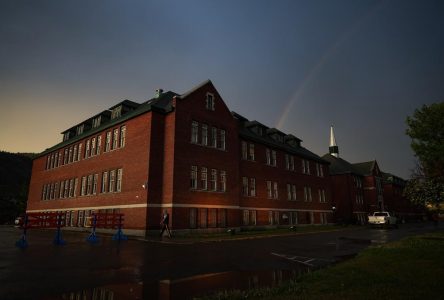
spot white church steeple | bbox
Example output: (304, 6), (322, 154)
(329, 125), (339, 157)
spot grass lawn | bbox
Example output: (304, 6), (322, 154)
(200, 230), (444, 300)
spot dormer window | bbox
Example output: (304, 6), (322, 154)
(76, 124), (84, 136)
(206, 93), (215, 111)
(257, 127), (263, 136)
(63, 132), (70, 141)
(92, 116), (101, 128)
(275, 134), (283, 143)
(111, 106), (122, 119)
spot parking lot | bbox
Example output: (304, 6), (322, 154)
(0, 222), (439, 299)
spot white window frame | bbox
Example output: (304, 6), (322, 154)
(190, 166), (197, 189)
(191, 121), (199, 144)
(202, 124), (208, 146)
(201, 167), (208, 190)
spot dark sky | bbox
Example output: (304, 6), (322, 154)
(1, 0), (443, 178)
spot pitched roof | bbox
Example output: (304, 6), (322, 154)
(240, 125), (326, 163)
(321, 154), (363, 175)
(382, 172), (406, 184)
(352, 161), (376, 176)
(39, 91), (178, 157)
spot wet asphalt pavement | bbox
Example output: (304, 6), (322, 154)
(0, 222), (440, 300)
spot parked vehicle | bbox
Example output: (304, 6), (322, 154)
(368, 212), (397, 227)
(14, 216), (24, 227)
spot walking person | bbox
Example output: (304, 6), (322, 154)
(160, 209), (172, 238)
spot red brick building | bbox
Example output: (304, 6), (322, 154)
(26, 80), (333, 236)
(321, 126), (366, 224)
(323, 126), (423, 224)
(382, 173), (424, 221)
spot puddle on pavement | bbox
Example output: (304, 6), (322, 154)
(40, 268), (307, 300)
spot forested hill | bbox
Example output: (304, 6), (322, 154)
(0, 151), (36, 224)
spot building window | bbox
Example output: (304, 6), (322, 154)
(68, 179), (74, 197)
(267, 181), (272, 199)
(304, 187), (312, 202)
(85, 140), (90, 158)
(120, 126), (126, 148)
(54, 182), (59, 199)
(116, 169), (122, 192)
(250, 178), (256, 197)
(266, 149), (271, 165)
(49, 183), (54, 200)
(210, 169), (217, 191)
(290, 211), (298, 225)
(46, 183), (50, 200)
(60, 181), (65, 198)
(190, 166), (197, 189)
(241, 141), (247, 160)
(209, 208), (217, 228)
(273, 182), (278, 199)
(58, 151), (63, 166)
(92, 116), (101, 128)
(199, 208), (207, 228)
(109, 170), (116, 192)
(73, 178), (78, 197)
(201, 167), (208, 190)
(248, 143), (255, 161)
(78, 144), (82, 160)
(91, 137), (96, 156)
(102, 171), (108, 193)
(73, 145), (77, 162)
(220, 130), (226, 150)
(77, 210), (84, 227)
(250, 210), (257, 225)
(287, 184), (291, 200)
(191, 121), (199, 144)
(87, 175), (93, 195)
(302, 160), (311, 174)
(112, 128), (119, 150)
(274, 211), (280, 225)
(218, 209), (227, 227)
(111, 106), (122, 119)
(220, 170), (226, 192)
(97, 136), (102, 155)
(189, 208), (197, 229)
(92, 174), (98, 195)
(105, 131), (111, 152)
(243, 210), (250, 226)
(268, 211), (274, 225)
(49, 154), (54, 169)
(211, 127), (217, 148)
(64, 179), (69, 198)
(46, 156), (50, 170)
(67, 147), (72, 163)
(76, 124), (84, 135)
(242, 177), (249, 196)
(272, 150), (277, 167)
(41, 184), (46, 200)
(206, 93), (215, 111)
(80, 177), (86, 196)
(201, 124), (208, 146)
(64, 149), (68, 165)
(292, 185), (297, 201)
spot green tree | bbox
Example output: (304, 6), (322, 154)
(405, 102), (444, 211)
